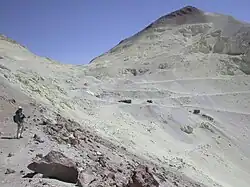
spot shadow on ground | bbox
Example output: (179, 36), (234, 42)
(1, 136), (16, 140)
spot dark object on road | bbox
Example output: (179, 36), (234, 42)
(118, 99), (132, 104)
(193, 109), (200, 114)
(147, 100), (153, 103)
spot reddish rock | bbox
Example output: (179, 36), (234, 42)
(27, 150), (78, 183)
(127, 165), (159, 187)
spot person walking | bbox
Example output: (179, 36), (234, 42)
(13, 106), (26, 139)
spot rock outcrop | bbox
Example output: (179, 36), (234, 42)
(27, 150), (78, 183)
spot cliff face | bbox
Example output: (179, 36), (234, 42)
(1, 6), (250, 187)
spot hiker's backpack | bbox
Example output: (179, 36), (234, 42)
(13, 115), (18, 123)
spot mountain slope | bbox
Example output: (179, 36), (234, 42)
(1, 6), (250, 187)
(87, 6), (250, 78)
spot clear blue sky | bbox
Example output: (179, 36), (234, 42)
(1, 0), (249, 64)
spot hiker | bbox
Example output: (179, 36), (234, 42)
(13, 106), (26, 139)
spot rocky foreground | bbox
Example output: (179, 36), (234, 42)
(0, 89), (206, 187)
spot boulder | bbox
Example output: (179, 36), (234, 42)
(7, 153), (14, 157)
(77, 171), (96, 187)
(180, 125), (193, 134)
(5, 168), (16, 175)
(27, 150), (78, 183)
(33, 134), (44, 143)
(127, 165), (159, 187)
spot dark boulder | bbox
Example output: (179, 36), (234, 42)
(193, 109), (200, 114)
(118, 99), (132, 104)
(27, 150), (78, 183)
(147, 100), (153, 103)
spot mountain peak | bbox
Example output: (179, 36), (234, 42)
(146, 6), (205, 29)
(165, 6), (202, 18)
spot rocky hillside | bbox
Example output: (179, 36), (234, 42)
(1, 6), (250, 187)
(88, 6), (250, 78)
